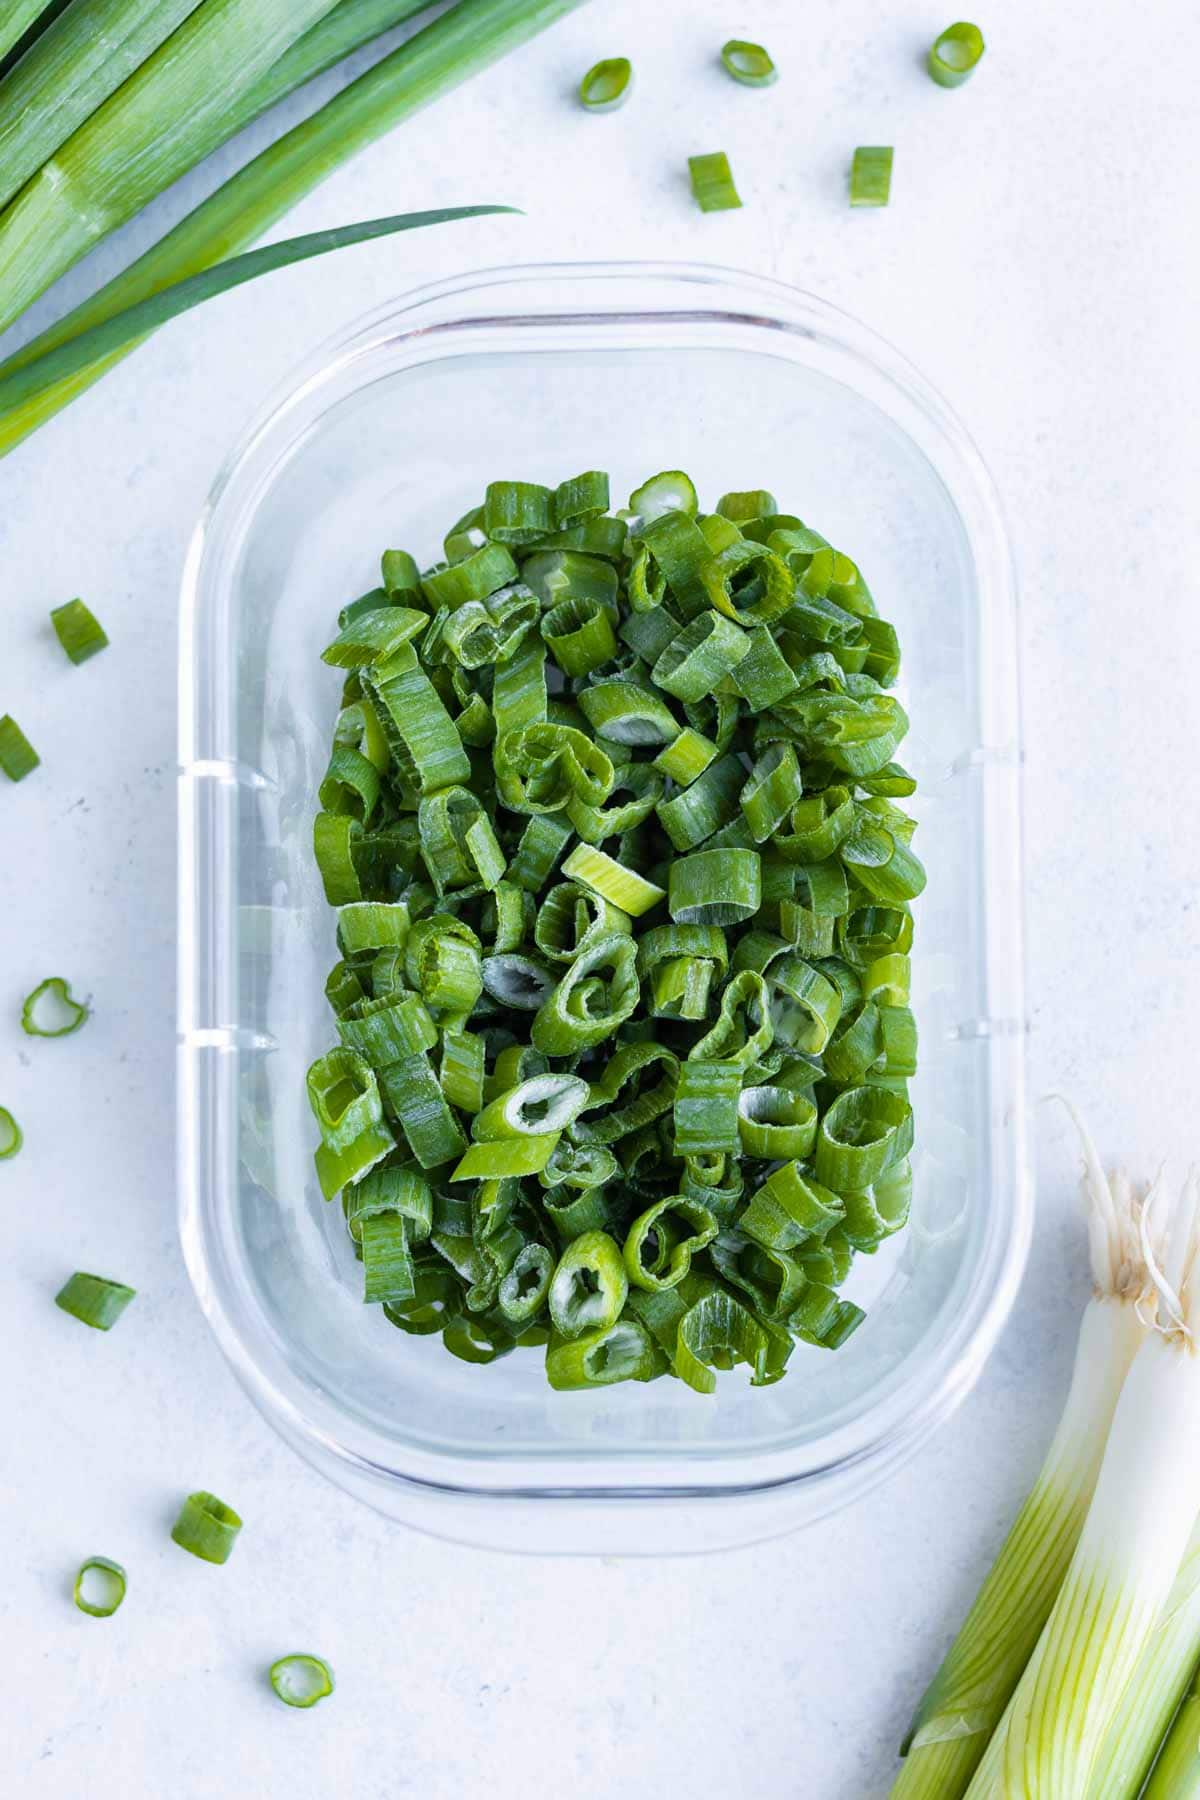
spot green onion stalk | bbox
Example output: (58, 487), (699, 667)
(1092, 1519), (1200, 1796)
(892, 1116), (1158, 1800)
(964, 1169), (1200, 1797)
(1143, 1668), (1200, 1800)
(0, 0), (345, 336)
(0, 0), (56, 68)
(0, 0), (586, 457)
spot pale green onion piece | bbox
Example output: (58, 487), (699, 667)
(720, 39), (777, 86)
(549, 1229), (628, 1336)
(74, 1556), (127, 1618)
(171, 1491), (243, 1565)
(928, 22), (985, 88)
(270, 1654), (335, 1708)
(50, 598), (108, 664)
(561, 843), (664, 917)
(894, 1130), (1158, 1799)
(22, 976), (89, 1037)
(688, 151), (742, 212)
(55, 1271), (135, 1330)
(629, 470), (699, 521)
(0, 1105), (22, 1159)
(0, 714), (39, 781)
(579, 55), (632, 111)
(851, 146), (893, 208)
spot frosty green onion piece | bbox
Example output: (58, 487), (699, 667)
(171, 1491), (243, 1565)
(851, 146), (893, 207)
(270, 1654), (335, 1709)
(0, 713), (39, 780)
(688, 151), (742, 212)
(579, 55), (632, 111)
(720, 39), (777, 86)
(928, 21), (985, 88)
(74, 1557), (127, 1618)
(55, 1271), (135, 1330)
(561, 843), (664, 917)
(50, 598), (109, 664)
(0, 1106), (21, 1159)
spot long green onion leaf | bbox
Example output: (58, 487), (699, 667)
(50, 598), (108, 665)
(893, 1122), (1155, 1798)
(928, 22), (985, 88)
(73, 1556), (127, 1617)
(0, 1106), (22, 1159)
(688, 150), (743, 212)
(0, 1), (205, 215)
(236, 0), (434, 125)
(0, 0), (587, 457)
(720, 39), (776, 86)
(0, 208), (512, 419)
(0, 0), (56, 68)
(851, 146), (893, 207)
(55, 1271), (136, 1330)
(0, 0), (345, 338)
(270, 1654), (335, 1707)
(21, 976), (89, 1036)
(0, 713), (39, 780)
(171, 1491), (243, 1564)
(579, 55), (632, 110)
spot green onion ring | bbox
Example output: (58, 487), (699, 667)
(579, 55), (633, 111)
(269, 1654), (335, 1709)
(21, 976), (89, 1037)
(0, 1106), (22, 1159)
(55, 1271), (135, 1330)
(74, 1556), (127, 1618)
(720, 39), (777, 86)
(171, 1491), (243, 1565)
(928, 21), (985, 88)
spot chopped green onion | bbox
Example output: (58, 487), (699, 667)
(0, 1106), (22, 1159)
(171, 1491), (243, 1565)
(308, 467), (919, 1389)
(720, 39), (777, 86)
(21, 976), (90, 1037)
(50, 598), (109, 665)
(0, 713), (39, 781)
(688, 151), (743, 213)
(73, 1556), (127, 1618)
(579, 55), (632, 111)
(927, 22), (985, 88)
(270, 1654), (335, 1709)
(850, 146), (893, 208)
(55, 1271), (135, 1330)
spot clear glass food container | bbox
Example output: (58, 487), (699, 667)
(178, 262), (1029, 1554)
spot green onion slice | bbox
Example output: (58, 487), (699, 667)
(928, 21), (985, 87)
(74, 1556), (127, 1618)
(22, 975), (90, 1037)
(579, 55), (632, 111)
(171, 1491), (243, 1565)
(0, 713), (39, 781)
(720, 39), (777, 86)
(688, 151), (743, 213)
(55, 1271), (135, 1330)
(850, 146), (894, 208)
(50, 598), (109, 664)
(0, 1106), (22, 1159)
(270, 1653), (335, 1709)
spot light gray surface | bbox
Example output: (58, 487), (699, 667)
(1, 2), (1197, 1794)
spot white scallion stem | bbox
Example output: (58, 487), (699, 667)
(892, 1142), (1155, 1800)
(966, 1171), (1200, 1800)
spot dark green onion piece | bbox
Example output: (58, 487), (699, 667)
(270, 1654), (335, 1708)
(720, 39), (777, 86)
(55, 1271), (135, 1330)
(928, 21), (985, 87)
(50, 598), (109, 665)
(0, 1105), (21, 1159)
(0, 713), (39, 780)
(171, 1491), (243, 1565)
(688, 151), (743, 213)
(579, 55), (632, 111)
(850, 146), (893, 208)
(74, 1556), (127, 1618)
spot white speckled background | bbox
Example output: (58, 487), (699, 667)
(2, 3), (1198, 1794)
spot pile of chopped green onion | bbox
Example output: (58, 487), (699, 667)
(307, 470), (922, 1392)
